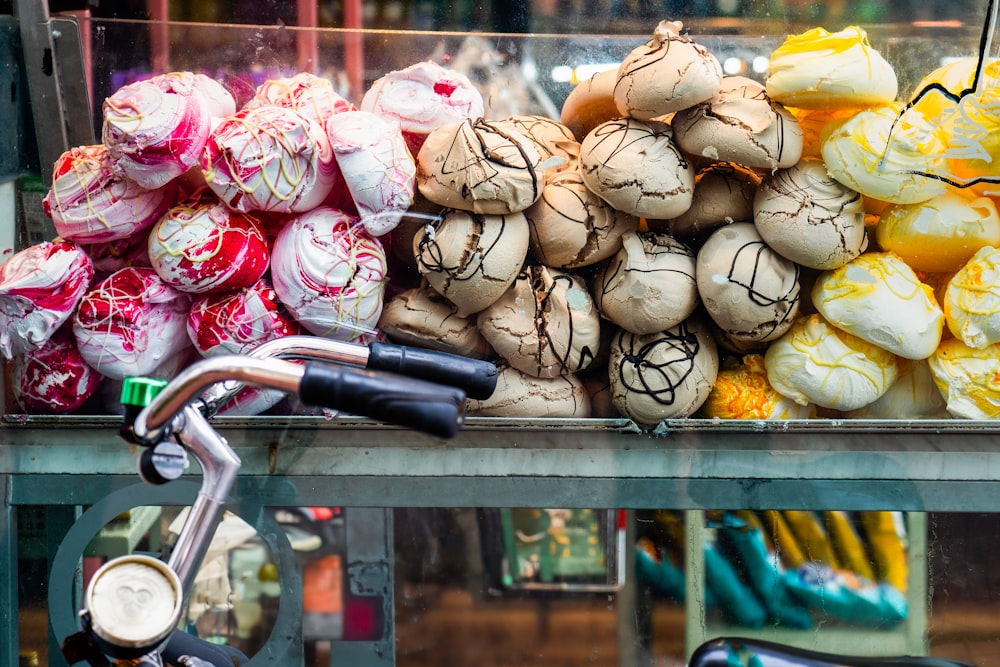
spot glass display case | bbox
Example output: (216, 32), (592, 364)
(3, 1), (1000, 666)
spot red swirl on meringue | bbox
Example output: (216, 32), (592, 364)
(270, 206), (388, 340)
(202, 105), (339, 213)
(147, 192), (270, 294)
(73, 267), (193, 380)
(43, 145), (178, 243)
(327, 110), (416, 236)
(103, 78), (213, 189)
(244, 72), (356, 131)
(361, 61), (485, 156)
(11, 326), (102, 413)
(86, 234), (153, 277)
(187, 278), (302, 356)
(0, 241), (95, 359)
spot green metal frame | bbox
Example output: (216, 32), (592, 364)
(5, 417), (1000, 665)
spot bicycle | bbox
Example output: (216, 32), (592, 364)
(688, 637), (976, 667)
(58, 338), (497, 667)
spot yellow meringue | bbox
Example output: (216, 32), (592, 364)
(811, 252), (944, 360)
(876, 188), (1000, 273)
(700, 353), (815, 420)
(766, 26), (898, 110)
(943, 245), (1000, 349)
(764, 313), (899, 411)
(821, 103), (950, 205)
(927, 337), (1000, 419)
(909, 57), (1000, 189)
(846, 358), (950, 420)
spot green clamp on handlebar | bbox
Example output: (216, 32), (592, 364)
(119, 377), (170, 446)
(120, 376), (169, 409)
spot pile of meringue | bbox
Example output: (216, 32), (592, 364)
(4, 21), (1000, 426)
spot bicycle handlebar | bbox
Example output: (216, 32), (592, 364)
(366, 341), (497, 399)
(132, 354), (466, 443)
(197, 336), (497, 415)
(690, 638), (977, 667)
(299, 362), (465, 438)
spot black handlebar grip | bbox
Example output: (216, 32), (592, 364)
(299, 363), (465, 438)
(162, 629), (249, 666)
(367, 342), (498, 400)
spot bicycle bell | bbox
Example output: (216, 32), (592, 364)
(83, 554), (184, 658)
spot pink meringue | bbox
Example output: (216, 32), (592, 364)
(187, 278), (302, 357)
(327, 110), (416, 236)
(73, 267), (193, 380)
(147, 192), (270, 294)
(11, 326), (102, 414)
(156, 72), (237, 119)
(85, 234), (153, 276)
(202, 105), (338, 213)
(244, 72), (356, 130)
(43, 144), (178, 243)
(361, 61), (485, 155)
(0, 241), (94, 359)
(270, 206), (387, 340)
(102, 78), (212, 189)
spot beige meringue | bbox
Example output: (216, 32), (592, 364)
(608, 318), (719, 427)
(650, 162), (759, 242)
(477, 265), (601, 379)
(696, 222), (801, 345)
(466, 364), (591, 418)
(812, 252), (944, 360)
(753, 158), (868, 270)
(416, 118), (549, 215)
(613, 20), (723, 121)
(875, 189), (1000, 274)
(560, 68), (620, 142)
(525, 168), (639, 269)
(672, 76), (803, 170)
(580, 117), (694, 219)
(765, 26), (898, 110)
(378, 283), (493, 359)
(593, 231), (699, 335)
(943, 245), (1000, 349)
(764, 313), (899, 411)
(495, 115), (581, 179)
(927, 337), (1000, 419)
(412, 208), (529, 317)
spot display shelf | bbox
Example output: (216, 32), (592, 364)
(4, 417), (1000, 511)
(1, 417), (958, 666)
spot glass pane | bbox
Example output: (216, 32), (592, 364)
(5, 2), (1000, 667)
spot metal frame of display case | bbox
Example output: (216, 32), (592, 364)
(2, 4), (997, 666)
(2, 417), (997, 666)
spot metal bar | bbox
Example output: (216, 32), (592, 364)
(12, 473), (1000, 512)
(134, 356), (306, 439)
(296, 0), (318, 72)
(148, 0), (169, 73)
(50, 17), (94, 145)
(0, 475), (18, 667)
(14, 0), (66, 176)
(14, 0), (94, 183)
(344, 0), (364, 99)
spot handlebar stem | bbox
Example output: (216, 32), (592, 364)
(164, 404), (242, 596)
